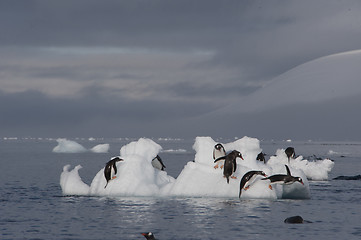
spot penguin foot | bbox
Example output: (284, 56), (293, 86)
(220, 165), (224, 169)
(231, 176), (237, 179)
(244, 186), (250, 191)
(268, 185), (273, 190)
(214, 165), (219, 169)
(112, 176), (117, 180)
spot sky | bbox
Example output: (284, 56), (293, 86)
(1, 0), (361, 140)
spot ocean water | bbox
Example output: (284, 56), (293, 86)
(1, 138), (361, 240)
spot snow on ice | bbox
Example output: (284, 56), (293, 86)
(60, 137), (334, 199)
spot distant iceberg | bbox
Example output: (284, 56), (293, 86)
(90, 144), (110, 153)
(53, 138), (110, 153)
(60, 136), (334, 199)
(53, 138), (87, 153)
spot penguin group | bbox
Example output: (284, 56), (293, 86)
(212, 143), (303, 197)
(103, 155), (166, 189)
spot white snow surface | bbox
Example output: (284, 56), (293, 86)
(60, 137), (334, 199)
(226, 49), (361, 113)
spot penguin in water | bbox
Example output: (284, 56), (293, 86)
(239, 170), (267, 197)
(285, 147), (295, 163)
(141, 232), (156, 240)
(261, 165), (303, 190)
(152, 155), (166, 171)
(256, 152), (266, 163)
(213, 143), (226, 169)
(104, 156), (123, 188)
(214, 150), (243, 183)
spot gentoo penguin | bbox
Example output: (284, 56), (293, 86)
(152, 155), (166, 171)
(261, 165), (303, 190)
(256, 152), (266, 163)
(239, 170), (267, 197)
(141, 232), (156, 240)
(214, 150), (243, 183)
(213, 143), (226, 169)
(285, 147), (295, 162)
(104, 156), (123, 188)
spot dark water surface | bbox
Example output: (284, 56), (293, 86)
(1, 138), (361, 239)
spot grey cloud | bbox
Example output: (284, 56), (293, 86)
(1, 0), (361, 139)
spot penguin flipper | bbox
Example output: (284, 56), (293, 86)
(285, 165), (291, 176)
(214, 156), (226, 163)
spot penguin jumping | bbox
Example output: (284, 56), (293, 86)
(261, 165), (303, 190)
(213, 143), (226, 169)
(214, 150), (243, 184)
(152, 155), (166, 171)
(285, 147), (295, 163)
(104, 156), (123, 188)
(239, 170), (267, 197)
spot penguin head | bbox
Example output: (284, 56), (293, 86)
(214, 143), (223, 150)
(141, 232), (156, 240)
(235, 151), (244, 160)
(296, 177), (304, 185)
(110, 156), (123, 162)
(259, 171), (267, 177)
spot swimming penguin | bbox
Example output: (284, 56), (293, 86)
(141, 232), (156, 240)
(285, 147), (295, 162)
(261, 165), (304, 190)
(213, 143), (226, 169)
(256, 152), (266, 163)
(239, 170), (267, 197)
(214, 150), (243, 184)
(104, 156), (123, 188)
(152, 155), (166, 171)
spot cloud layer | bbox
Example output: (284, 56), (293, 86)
(1, 0), (361, 139)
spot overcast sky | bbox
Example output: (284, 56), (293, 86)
(1, 0), (361, 140)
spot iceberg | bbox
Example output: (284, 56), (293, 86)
(90, 143), (110, 153)
(53, 138), (87, 153)
(60, 137), (334, 199)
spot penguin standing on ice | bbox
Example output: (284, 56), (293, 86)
(104, 156), (123, 188)
(261, 165), (303, 190)
(213, 143), (226, 169)
(239, 170), (267, 197)
(214, 150), (243, 183)
(152, 155), (166, 171)
(256, 152), (266, 163)
(285, 147), (295, 163)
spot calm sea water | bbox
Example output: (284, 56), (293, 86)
(1, 138), (361, 240)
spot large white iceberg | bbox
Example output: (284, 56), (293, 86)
(60, 137), (334, 199)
